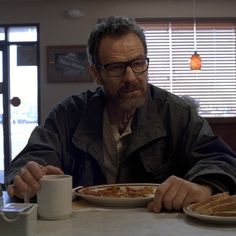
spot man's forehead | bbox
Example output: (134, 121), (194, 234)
(99, 33), (145, 61)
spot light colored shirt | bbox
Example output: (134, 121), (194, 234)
(103, 110), (132, 183)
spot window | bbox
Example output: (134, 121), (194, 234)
(137, 19), (236, 118)
(8, 26), (37, 42)
(0, 27), (4, 41)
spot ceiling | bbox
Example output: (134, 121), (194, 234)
(0, 0), (44, 2)
(0, 0), (227, 3)
(0, 0), (190, 2)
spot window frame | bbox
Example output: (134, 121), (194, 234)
(136, 17), (236, 124)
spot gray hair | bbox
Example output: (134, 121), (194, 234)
(87, 16), (147, 65)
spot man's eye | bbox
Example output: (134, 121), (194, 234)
(108, 64), (124, 70)
(132, 60), (145, 67)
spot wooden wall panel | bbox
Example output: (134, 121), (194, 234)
(207, 118), (236, 153)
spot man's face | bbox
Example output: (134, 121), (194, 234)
(93, 32), (148, 111)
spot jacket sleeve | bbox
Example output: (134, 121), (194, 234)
(5, 93), (86, 187)
(183, 116), (236, 194)
(5, 125), (63, 186)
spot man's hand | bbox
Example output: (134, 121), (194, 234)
(147, 175), (213, 212)
(7, 161), (64, 199)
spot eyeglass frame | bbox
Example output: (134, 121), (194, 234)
(94, 57), (149, 77)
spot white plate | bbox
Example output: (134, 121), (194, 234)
(73, 183), (158, 208)
(183, 204), (236, 224)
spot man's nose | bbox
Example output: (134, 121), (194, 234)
(123, 66), (136, 82)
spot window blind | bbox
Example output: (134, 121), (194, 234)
(138, 20), (236, 117)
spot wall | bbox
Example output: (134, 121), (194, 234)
(206, 118), (236, 153)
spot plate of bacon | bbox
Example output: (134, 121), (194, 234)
(73, 183), (159, 207)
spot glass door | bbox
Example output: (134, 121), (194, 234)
(0, 25), (39, 184)
(9, 44), (39, 158)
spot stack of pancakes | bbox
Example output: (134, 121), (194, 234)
(188, 192), (236, 216)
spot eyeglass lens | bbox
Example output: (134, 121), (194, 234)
(106, 58), (149, 77)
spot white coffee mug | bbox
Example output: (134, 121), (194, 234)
(37, 174), (72, 220)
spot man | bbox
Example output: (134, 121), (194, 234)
(6, 16), (236, 213)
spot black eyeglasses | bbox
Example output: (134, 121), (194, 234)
(95, 57), (149, 77)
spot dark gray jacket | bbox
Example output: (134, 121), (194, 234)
(6, 84), (236, 193)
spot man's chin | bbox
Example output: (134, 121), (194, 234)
(118, 96), (147, 110)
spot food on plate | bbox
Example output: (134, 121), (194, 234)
(190, 192), (229, 211)
(189, 192), (236, 216)
(78, 185), (157, 198)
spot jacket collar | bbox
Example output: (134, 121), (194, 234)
(72, 85), (166, 163)
(123, 89), (166, 159)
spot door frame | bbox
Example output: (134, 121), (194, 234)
(0, 24), (40, 177)
(0, 41), (11, 172)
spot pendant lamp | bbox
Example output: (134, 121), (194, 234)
(190, 51), (201, 70)
(190, 0), (201, 70)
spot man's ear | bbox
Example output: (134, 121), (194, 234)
(90, 65), (102, 85)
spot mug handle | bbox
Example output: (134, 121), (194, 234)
(72, 186), (84, 201)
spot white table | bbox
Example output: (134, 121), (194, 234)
(3, 192), (236, 236)
(37, 203), (236, 236)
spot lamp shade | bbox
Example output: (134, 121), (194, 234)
(190, 51), (201, 70)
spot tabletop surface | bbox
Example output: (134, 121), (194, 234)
(2, 191), (236, 236)
(37, 208), (236, 236)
